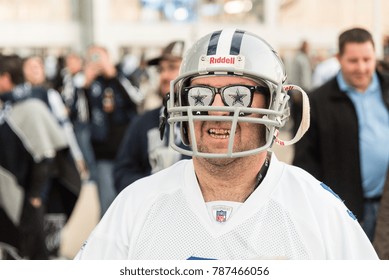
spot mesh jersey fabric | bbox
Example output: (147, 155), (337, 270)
(75, 154), (378, 260)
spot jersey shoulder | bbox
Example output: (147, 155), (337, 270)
(274, 161), (357, 222)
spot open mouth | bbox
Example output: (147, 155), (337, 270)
(208, 128), (231, 139)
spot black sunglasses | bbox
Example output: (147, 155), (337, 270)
(182, 84), (270, 109)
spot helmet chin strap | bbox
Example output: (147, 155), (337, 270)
(274, 85), (310, 146)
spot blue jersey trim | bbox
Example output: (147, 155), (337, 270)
(320, 182), (358, 221)
(320, 182), (341, 201)
(187, 256), (217, 260)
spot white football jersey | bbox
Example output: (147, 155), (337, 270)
(75, 154), (378, 260)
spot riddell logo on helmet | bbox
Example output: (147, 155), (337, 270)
(209, 56), (235, 64)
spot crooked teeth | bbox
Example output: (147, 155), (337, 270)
(209, 128), (230, 135)
(209, 128), (230, 138)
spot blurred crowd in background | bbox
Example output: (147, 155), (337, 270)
(1, 34), (388, 259)
(1, 0), (389, 261)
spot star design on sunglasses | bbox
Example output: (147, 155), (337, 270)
(229, 88), (247, 106)
(191, 89), (207, 106)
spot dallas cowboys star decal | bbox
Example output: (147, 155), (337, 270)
(191, 89), (207, 106)
(229, 88), (247, 106)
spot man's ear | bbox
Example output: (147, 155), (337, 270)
(336, 53), (341, 62)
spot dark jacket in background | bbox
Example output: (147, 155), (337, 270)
(113, 107), (190, 193)
(88, 74), (139, 160)
(293, 71), (389, 220)
(0, 98), (80, 259)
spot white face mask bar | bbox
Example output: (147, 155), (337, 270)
(163, 77), (307, 159)
(168, 105), (282, 158)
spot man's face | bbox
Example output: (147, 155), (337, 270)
(158, 59), (181, 97)
(189, 76), (267, 157)
(337, 41), (376, 92)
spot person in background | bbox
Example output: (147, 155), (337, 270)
(22, 55), (87, 179)
(311, 52), (340, 89)
(75, 29), (377, 260)
(0, 54), (76, 259)
(20, 55), (84, 255)
(289, 40), (313, 91)
(288, 40), (313, 134)
(293, 27), (389, 241)
(80, 45), (144, 215)
(60, 52), (94, 182)
(114, 40), (188, 193)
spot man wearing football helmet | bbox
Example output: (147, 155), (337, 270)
(75, 29), (378, 260)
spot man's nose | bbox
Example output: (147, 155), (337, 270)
(209, 93), (229, 115)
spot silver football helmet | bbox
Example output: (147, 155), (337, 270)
(164, 28), (309, 158)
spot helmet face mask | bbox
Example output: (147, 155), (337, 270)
(165, 28), (295, 158)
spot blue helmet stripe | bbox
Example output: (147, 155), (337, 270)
(207, 30), (222, 55)
(230, 29), (244, 55)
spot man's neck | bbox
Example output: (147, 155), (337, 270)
(193, 152), (268, 202)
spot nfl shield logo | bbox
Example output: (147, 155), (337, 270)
(216, 210), (227, 223)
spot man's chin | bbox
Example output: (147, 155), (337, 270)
(202, 156), (236, 167)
